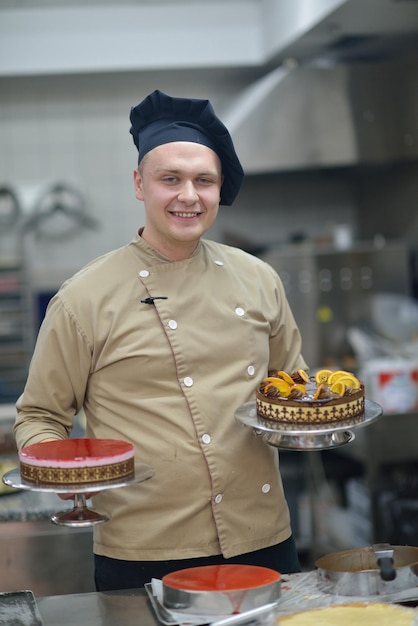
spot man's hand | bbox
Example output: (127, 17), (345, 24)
(58, 492), (97, 500)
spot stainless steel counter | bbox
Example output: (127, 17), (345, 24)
(33, 572), (418, 625)
(37, 589), (158, 626)
(0, 519), (95, 596)
(0, 473), (95, 596)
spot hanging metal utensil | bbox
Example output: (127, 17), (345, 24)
(22, 181), (97, 241)
(0, 186), (21, 231)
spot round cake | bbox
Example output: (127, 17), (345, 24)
(277, 602), (417, 625)
(162, 564), (281, 615)
(19, 438), (135, 486)
(256, 369), (365, 424)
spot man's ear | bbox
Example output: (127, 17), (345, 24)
(133, 168), (144, 200)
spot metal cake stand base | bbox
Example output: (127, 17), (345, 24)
(235, 399), (383, 451)
(2, 463), (154, 527)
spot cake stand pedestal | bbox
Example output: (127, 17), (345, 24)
(2, 463), (154, 527)
(235, 399), (383, 451)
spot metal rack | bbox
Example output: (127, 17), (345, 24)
(0, 260), (33, 404)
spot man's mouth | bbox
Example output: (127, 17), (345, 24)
(170, 212), (200, 218)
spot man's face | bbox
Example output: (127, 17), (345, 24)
(133, 141), (223, 259)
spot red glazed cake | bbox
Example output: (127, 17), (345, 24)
(163, 564), (280, 592)
(256, 369), (365, 425)
(19, 438), (135, 485)
(162, 564), (281, 615)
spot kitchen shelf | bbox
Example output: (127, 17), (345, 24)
(0, 261), (33, 404)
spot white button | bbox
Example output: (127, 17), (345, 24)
(262, 483), (271, 494)
(214, 260), (224, 266)
(247, 365), (255, 376)
(214, 494), (223, 504)
(235, 307), (245, 317)
(183, 377), (194, 387)
(202, 434), (211, 444)
(168, 319), (178, 330)
(138, 270), (149, 278)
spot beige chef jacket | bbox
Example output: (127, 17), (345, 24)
(15, 232), (307, 561)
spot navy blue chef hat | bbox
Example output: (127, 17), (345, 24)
(129, 89), (244, 206)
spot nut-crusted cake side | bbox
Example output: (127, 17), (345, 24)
(256, 369), (365, 424)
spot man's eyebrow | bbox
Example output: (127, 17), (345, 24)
(155, 166), (219, 176)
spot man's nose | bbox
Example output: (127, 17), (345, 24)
(178, 180), (198, 202)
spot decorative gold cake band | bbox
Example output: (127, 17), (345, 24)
(20, 458), (135, 485)
(256, 394), (365, 424)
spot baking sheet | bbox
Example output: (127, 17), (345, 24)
(0, 590), (43, 625)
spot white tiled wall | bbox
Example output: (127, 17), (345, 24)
(0, 70), (358, 291)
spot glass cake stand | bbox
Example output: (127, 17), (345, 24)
(235, 399), (383, 451)
(2, 463), (154, 527)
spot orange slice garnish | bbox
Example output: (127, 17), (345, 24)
(297, 369), (310, 383)
(327, 370), (353, 385)
(289, 385), (305, 399)
(328, 370), (360, 388)
(292, 384), (307, 394)
(312, 383), (325, 400)
(335, 375), (361, 390)
(276, 371), (294, 385)
(330, 381), (347, 396)
(315, 369), (334, 384)
(263, 377), (292, 397)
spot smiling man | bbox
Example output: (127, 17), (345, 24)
(133, 141), (222, 261)
(14, 90), (308, 591)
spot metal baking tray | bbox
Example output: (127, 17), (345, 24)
(0, 590), (43, 625)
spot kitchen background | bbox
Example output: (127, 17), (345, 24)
(1, 0), (418, 594)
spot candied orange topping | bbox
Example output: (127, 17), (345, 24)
(264, 378), (292, 397)
(315, 369), (334, 384)
(312, 383), (325, 400)
(330, 381), (347, 396)
(276, 371), (295, 385)
(297, 369), (310, 383)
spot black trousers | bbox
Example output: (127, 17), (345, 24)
(94, 535), (301, 591)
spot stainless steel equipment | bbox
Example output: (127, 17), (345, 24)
(0, 520), (95, 596)
(315, 544), (418, 597)
(262, 240), (410, 367)
(224, 61), (418, 173)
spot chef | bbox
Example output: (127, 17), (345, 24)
(14, 89), (307, 591)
